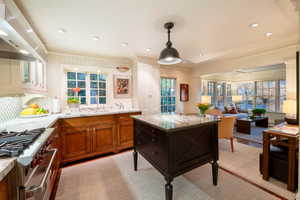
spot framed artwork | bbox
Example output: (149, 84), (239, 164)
(180, 84), (189, 102)
(114, 75), (132, 98)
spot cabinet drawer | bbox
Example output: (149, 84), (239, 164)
(62, 115), (115, 128)
(135, 123), (168, 170)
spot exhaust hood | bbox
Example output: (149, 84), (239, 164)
(0, 37), (36, 61)
(0, 0), (47, 62)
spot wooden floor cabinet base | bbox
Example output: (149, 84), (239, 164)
(133, 119), (219, 200)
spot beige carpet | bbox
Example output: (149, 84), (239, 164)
(219, 139), (296, 200)
(55, 149), (284, 200)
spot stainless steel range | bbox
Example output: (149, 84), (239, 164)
(0, 128), (57, 200)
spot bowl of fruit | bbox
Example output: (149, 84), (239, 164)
(19, 104), (49, 118)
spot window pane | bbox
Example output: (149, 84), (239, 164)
(99, 82), (106, 89)
(90, 90), (98, 96)
(67, 89), (75, 96)
(99, 74), (106, 81)
(91, 82), (98, 88)
(99, 90), (106, 96)
(90, 74), (98, 81)
(99, 97), (106, 104)
(77, 73), (86, 80)
(80, 97), (86, 104)
(90, 97), (97, 104)
(67, 72), (76, 80)
(78, 81), (86, 88)
(67, 81), (76, 88)
(78, 89), (86, 96)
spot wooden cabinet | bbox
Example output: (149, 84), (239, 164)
(21, 60), (47, 94)
(92, 123), (116, 154)
(0, 59), (47, 96)
(62, 127), (91, 161)
(117, 115), (134, 151)
(0, 58), (23, 96)
(0, 177), (9, 200)
(60, 112), (141, 164)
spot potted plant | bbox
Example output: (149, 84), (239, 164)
(68, 87), (81, 111)
(252, 108), (266, 117)
(197, 103), (211, 116)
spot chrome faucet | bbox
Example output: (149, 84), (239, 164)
(115, 102), (125, 110)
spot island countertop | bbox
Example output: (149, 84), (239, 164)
(131, 113), (220, 132)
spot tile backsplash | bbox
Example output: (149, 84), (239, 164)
(0, 97), (22, 123)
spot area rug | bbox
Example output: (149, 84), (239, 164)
(233, 126), (265, 144)
(56, 150), (284, 200)
(219, 139), (296, 200)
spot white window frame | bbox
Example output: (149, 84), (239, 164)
(160, 77), (176, 113)
(66, 71), (107, 106)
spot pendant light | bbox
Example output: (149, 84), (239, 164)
(158, 22), (182, 65)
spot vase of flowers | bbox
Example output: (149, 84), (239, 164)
(197, 103), (211, 116)
(68, 87), (81, 112)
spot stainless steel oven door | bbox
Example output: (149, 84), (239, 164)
(21, 149), (57, 200)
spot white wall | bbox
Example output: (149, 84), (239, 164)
(46, 52), (135, 110)
(286, 58), (297, 99)
(135, 57), (193, 114)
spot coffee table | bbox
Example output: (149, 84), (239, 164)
(237, 117), (268, 134)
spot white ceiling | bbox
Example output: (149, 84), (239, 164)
(14, 0), (298, 65)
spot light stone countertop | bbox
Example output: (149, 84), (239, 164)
(132, 113), (220, 132)
(0, 109), (141, 181)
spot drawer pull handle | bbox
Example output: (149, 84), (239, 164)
(151, 151), (158, 156)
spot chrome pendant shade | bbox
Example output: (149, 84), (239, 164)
(158, 22), (182, 65)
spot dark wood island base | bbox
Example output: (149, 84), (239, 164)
(132, 114), (220, 200)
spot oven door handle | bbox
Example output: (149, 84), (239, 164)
(25, 148), (57, 199)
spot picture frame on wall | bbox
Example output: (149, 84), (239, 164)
(180, 84), (189, 102)
(114, 75), (132, 98)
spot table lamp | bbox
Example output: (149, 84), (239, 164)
(232, 95), (242, 103)
(201, 96), (211, 104)
(232, 95), (242, 110)
(282, 100), (298, 125)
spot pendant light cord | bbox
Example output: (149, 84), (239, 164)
(166, 28), (172, 48)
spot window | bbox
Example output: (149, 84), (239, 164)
(255, 81), (276, 112)
(160, 77), (176, 113)
(204, 79), (286, 112)
(90, 73), (107, 104)
(279, 80), (286, 112)
(216, 82), (226, 108)
(236, 82), (255, 110)
(67, 71), (107, 105)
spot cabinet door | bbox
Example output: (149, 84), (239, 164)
(0, 177), (9, 200)
(62, 127), (91, 161)
(0, 59), (22, 95)
(118, 116), (134, 150)
(92, 123), (116, 154)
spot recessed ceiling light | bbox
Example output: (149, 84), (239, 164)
(0, 30), (8, 37)
(265, 32), (273, 37)
(26, 29), (33, 33)
(146, 48), (151, 52)
(249, 23), (259, 28)
(19, 49), (29, 55)
(58, 28), (66, 33)
(92, 36), (100, 41)
(121, 42), (128, 47)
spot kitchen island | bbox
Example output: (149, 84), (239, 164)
(132, 114), (220, 200)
